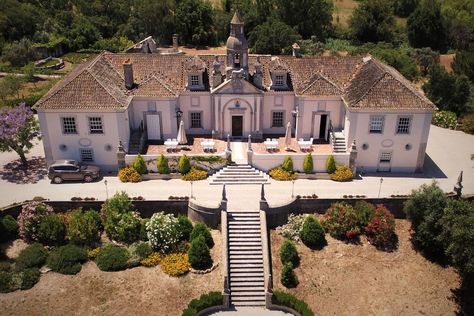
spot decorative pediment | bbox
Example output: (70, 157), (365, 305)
(212, 70), (263, 94)
(185, 55), (206, 72)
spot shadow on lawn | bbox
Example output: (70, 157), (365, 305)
(0, 156), (47, 184)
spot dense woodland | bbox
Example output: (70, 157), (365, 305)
(0, 0), (473, 123)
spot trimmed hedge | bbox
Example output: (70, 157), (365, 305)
(300, 217), (326, 249)
(47, 244), (87, 275)
(157, 154), (170, 174)
(272, 291), (314, 316)
(178, 155), (191, 174)
(15, 243), (48, 271)
(182, 291), (223, 316)
(132, 154), (147, 174)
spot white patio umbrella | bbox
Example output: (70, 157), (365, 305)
(177, 120), (187, 145)
(284, 121), (292, 150)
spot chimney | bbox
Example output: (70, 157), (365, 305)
(123, 59), (134, 90)
(292, 43), (301, 58)
(212, 55), (223, 88)
(172, 34), (179, 52)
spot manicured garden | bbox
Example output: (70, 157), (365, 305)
(0, 192), (222, 315)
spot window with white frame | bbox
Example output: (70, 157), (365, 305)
(88, 117), (103, 134)
(272, 111), (284, 127)
(396, 116), (411, 134)
(80, 148), (94, 162)
(190, 112), (202, 128)
(275, 75), (284, 86)
(369, 116), (384, 133)
(147, 101), (156, 112)
(190, 75), (199, 86)
(62, 117), (77, 134)
(379, 152), (392, 163)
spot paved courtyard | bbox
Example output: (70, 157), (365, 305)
(0, 125), (473, 208)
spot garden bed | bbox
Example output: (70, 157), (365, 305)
(0, 231), (222, 315)
(271, 219), (460, 315)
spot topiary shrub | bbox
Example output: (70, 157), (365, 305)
(188, 236), (212, 270)
(177, 215), (193, 241)
(47, 244), (87, 275)
(282, 156), (294, 173)
(19, 267), (40, 290)
(182, 291), (223, 316)
(303, 153), (313, 174)
(160, 253), (190, 277)
(132, 154), (147, 174)
(0, 271), (12, 293)
(101, 192), (142, 244)
(354, 201), (376, 228)
(300, 217), (326, 249)
(276, 214), (307, 241)
(15, 243), (48, 271)
(1, 215), (18, 241)
(432, 111), (457, 129)
(37, 213), (66, 245)
(280, 239), (299, 267)
(66, 209), (102, 245)
(323, 203), (361, 240)
(18, 201), (53, 242)
(178, 155), (191, 174)
(272, 291), (314, 316)
(331, 165), (353, 181)
(157, 154), (170, 174)
(326, 155), (336, 174)
(95, 244), (130, 271)
(280, 262), (298, 288)
(181, 167), (208, 181)
(118, 166), (142, 183)
(190, 223), (214, 248)
(146, 212), (180, 253)
(364, 204), (396, 250)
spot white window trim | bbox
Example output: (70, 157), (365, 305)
(190, 111), (202, 129)
(369, 115), (385, 134)
(271, 110), (285, 128)
(80, 148), (94, 162)
(396, 115), (412, 135)
(190, 75), (200, 86)
(61, 116), (78, 135)
(88, 116), (104, 135)
(275, 75), (284, 86)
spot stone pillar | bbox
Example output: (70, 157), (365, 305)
(117, 140), (126, 169)
(225, 134), (232, 163)
(123, 59), (134, 90)
(247, 134), (253, 165)
(454, 171), (463, 198)
(260, 184), (269, 211)
(212, 55), (223, 88)
(349, 140), (358, 175)
(220, 184), (228, 211)
(172, 34), (179, 52)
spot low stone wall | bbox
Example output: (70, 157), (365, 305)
(188, 200), (223, 229)
(251, 152), (350, 172)
(263, 197), (411, 228)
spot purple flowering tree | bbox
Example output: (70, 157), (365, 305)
(0, 103), (40, 168)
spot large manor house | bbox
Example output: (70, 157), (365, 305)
(35, 11), (437, 173)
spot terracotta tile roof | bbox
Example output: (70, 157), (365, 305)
(35, 52), (435, 111)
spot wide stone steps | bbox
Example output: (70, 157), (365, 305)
(210, 165), (270, 185)
(227, 210), (266, 307)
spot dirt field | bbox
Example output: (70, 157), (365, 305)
(333, 0), (359, 27)
(271, 220), (460, 316)
(440, 54), (455, 73)
(0, 231), (222, 316)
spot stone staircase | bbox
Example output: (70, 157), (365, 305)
(128, 130), (142, 154)
(331, 131), (347, 153)
(210, 165), (270, 185)
(227, 210), (266, 307)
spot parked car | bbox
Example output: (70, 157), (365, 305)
(48, 160), (100, 184)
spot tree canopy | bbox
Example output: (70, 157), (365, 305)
(349, 0), (396, 44)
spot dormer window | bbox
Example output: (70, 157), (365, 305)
(275, 75), (284, 86)
(234, 53), (240, 67)
(190, 75), (199, 86)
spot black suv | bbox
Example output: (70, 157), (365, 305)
(48, 160), (100, 184)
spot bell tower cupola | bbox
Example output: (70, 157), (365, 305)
(226, 10), (249, 79)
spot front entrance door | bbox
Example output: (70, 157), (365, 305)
(312, 113), (329, 139)
(146, 114), (161, 140)
(232, 115), (243, 137)
(319, 114), (328, 139)
(377, 151), (392, 172)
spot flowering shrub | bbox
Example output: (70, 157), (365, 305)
(364, 204), (396, 249)
(330, 165), (353, 182)
(118, 166), (142, 183)
(67, 209), (102, 245)
(87, 247), (101, 259)
(276, 214), (307, 242)
(432, 111), (457, 129)
(181, 168), (208, 181)
(101, 192), (142, 244)
(37, 213), (66, 245)
(322, 203), (361, 240)
(269, 167), (297, 181)
(146, 212), (180, 253)
(18, 201), (53, 242)
(160, 253), (190, 277)
(354, 201), (375, 228)
(141, 252), (162, 267)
